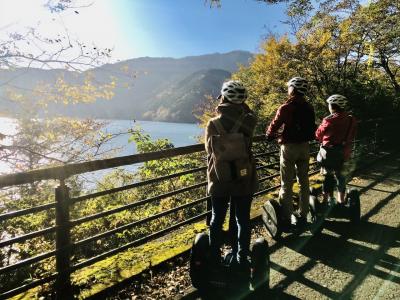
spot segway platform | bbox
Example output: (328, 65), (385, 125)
(189, 233), (270, 298)
(261, 196), (323, 239)
(313, 188), (361, 223)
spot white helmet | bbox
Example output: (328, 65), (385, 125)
(326, 94), (347, 109)
(287, 77), (308, 95)
(220, 80), (248, 104)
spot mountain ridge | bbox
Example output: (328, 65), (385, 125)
(0, 50), (253, 123)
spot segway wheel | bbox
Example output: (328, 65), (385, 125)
(347, 189), (361, 223)
(251, 238), (270, 296)
(189, 232), (210, 289)
(262, 200), (282, 239)
(308, 195), (323, 235)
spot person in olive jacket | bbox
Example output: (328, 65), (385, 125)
(205, 80), (258, 268)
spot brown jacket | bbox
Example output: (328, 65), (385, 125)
(205, 102), (259, 196)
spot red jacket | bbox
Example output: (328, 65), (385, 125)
(266, 96), (316, 144)
(315, 112), (357, 161)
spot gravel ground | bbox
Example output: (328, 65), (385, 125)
(108, 153), (400, 300)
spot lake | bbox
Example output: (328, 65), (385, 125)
(0, 117), (204, 176)
(102, 119), (203, 156)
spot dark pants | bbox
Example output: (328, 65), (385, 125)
(209, 195), (252, 263)
(322, 168), (346, 194)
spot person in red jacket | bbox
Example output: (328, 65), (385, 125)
(315, 94), (357, 204)
(266, 77), (316, 230)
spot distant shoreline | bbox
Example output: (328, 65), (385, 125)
(0, 116), (199, 126)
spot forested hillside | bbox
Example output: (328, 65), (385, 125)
(225, 0), (400, 131)
(0, 51), (251, 122)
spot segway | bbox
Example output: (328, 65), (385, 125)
(189, 207), (270, 298)
(307, 187), (326, 235)
(261, 199), (283, 239)
(261, 195), (321, 240)
(309, 187), (361, 223)
(250, 238), (270, 297)
(346, 188), (361, 223)
(329, 188), (361, 223)
(189, 232), (211, 291)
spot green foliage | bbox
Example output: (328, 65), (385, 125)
(233, 0), (400, 124)
(71, 222), (207, 299)
(127, 127), (206, 223)
(2, 127), (208, 296)
(67, 129), (206, 285)
(0, 181), (57, 292)
(9, 222), (207, 300)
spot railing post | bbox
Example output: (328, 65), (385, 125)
(55, 180), (72, 299)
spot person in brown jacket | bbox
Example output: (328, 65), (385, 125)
(205, 80), (258, 268)
(266, 77), (316, 231)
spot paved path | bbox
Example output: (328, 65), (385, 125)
(117, 152), (400, 300)
(266, 152), (400, 299)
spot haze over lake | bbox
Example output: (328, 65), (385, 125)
(0, 117), (203, 175)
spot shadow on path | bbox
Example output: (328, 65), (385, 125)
(263, 154), (400, 299)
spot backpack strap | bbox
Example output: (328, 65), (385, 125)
(230, 113), (248, 133)
(212, 119), (227, 134)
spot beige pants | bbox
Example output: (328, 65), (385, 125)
(279, 143), (310, 220)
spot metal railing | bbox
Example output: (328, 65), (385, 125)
(0, 118), (393, 299)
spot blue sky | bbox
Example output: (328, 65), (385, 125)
(0, 0), (290, 60)
(112, 0), (290, 58)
